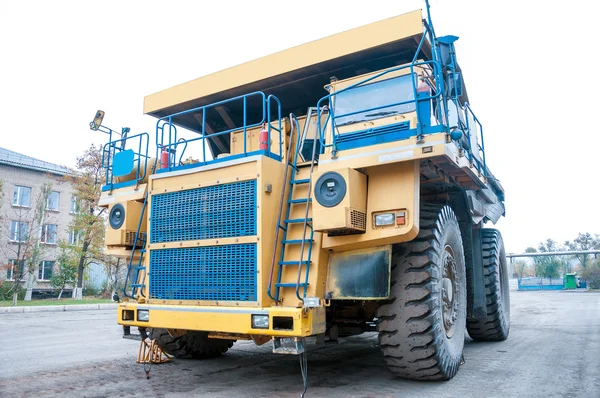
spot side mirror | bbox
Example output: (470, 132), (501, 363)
(90, 110), (105, 131)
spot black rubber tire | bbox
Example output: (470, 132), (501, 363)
(467, 228), (510, 341)
(377, 204), (467, 380)
(151, 329), (234, 359)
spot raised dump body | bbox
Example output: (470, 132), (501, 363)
(96, 4), (509, 387)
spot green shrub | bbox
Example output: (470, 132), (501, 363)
(83, 285), (101, 297)
(0, 281), (25, 301)
(581, 266), (600, 289)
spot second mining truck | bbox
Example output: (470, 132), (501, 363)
(94, 3), (509, 384)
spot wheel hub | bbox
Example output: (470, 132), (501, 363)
(442, 246), (459, 338)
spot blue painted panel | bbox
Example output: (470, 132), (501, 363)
(150, 180), (256, 243)
(112, 149), (135, 177)
(101, 179), (138, 192)
(335, 121), (412, 151)
(150, 244), (257, 301)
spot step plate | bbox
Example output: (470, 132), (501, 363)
(272, 337), (305, 355)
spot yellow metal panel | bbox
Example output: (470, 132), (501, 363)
(98, 184), (147, 207)
(321, 160), (420, 252)
(118, 303), (325, 337)
(312, 167), (367, 232)
(143, 10), (424, 114)
(145, 156), (287, 308)
(105, 201), (146, 246)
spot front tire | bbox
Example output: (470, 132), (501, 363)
(466, 228), (510, 341)
(151, 329), (234, 359)
(377, 204), (467, 380)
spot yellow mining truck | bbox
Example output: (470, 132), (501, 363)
(94, 3), (509, 385)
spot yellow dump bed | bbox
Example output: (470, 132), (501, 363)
(144, 10), (429, 133)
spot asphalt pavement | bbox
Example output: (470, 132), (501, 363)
(0, 291), (599, 397)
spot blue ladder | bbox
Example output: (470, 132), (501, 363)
(267, 111), (321, 303)
(123, 192), (149, 299)
(122, 159), (157, 299)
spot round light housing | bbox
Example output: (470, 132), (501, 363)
(314, 172), (346, 208)
(109, 204), (125, 229)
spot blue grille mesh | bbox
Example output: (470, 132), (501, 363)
(150, 180), (256, 243)
(149, 244), (257, 301)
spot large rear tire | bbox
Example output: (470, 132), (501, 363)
(466, 228), (510, 341)
(377, 204), (467, 380)
(151, 329), (234, 359)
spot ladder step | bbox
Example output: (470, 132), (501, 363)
(288, 198), (311, 204)
(134, 266), (145, 271)
(279, 260), (310, 266)
(131, 284), (145, 288)
(275, 283), (309, 288)
(282, 239), (313, 245)
(291, 178), (310, 185)
(138, 249), (146, 253)
(278, 224), (287, 231)
(284, 218), (312, 224)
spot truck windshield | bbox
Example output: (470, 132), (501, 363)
(334, 74), (416, 126)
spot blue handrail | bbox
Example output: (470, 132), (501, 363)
(316, 59), (445, 152)
(155, 91), (284, 171)
(312, 11), (486, 175)
(463, 103), (487, 176)
(101, 132), (150, 190)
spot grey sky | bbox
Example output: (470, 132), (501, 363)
(1, 0), (598, 253)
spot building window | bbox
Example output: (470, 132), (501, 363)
(46, 191), (60, 211)
(10, 221), (29, 242)
(12, 186), (31, 207)
(70, 196), (79, 214)
(38, 260), (55, 281)
(68, 230), (83, 245)
(41, 224), (58, 244)
(7, 259), (25, 281)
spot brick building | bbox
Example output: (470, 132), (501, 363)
(0, 147), (76, 291)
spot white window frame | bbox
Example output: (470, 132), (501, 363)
(46, 191), (60, 211)
(41, 224), (58, 245)
(70, 196), (79, 214)
(38, 260), (55, 281)
(68, 230), (83, 245)
(7, 259), (25, 281)
(12, 186), (31, 208)
(9, 221), (29, 242)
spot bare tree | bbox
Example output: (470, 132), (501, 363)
(1, 185), (53, 305)
(565, 233), (600, 269)
(51, 241), (79, 300)
(104, 256), (125, 298)
(65, 145), (106, 300)
(513, 260), (529, 280)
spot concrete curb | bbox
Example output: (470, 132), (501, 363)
(0, 303), (117, 314)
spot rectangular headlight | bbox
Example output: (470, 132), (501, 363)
(374, 213), (395, 226)
(251, 314), (269, 329)
(137, 309), (149, 322)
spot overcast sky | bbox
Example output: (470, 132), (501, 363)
(1, 0), (599, 253)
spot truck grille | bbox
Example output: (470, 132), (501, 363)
(149, 244), (257, 301)
(150, 180), (256, 243)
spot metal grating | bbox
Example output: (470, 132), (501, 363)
(150, 244), (257, 301)
(150, 180), (256, 243)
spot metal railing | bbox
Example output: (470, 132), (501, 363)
(155, 91), (283, 171)
(101, 132), (150, 191)
(316, 59), (446, 156)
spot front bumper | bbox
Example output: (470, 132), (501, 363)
(117, 302), (326, 337)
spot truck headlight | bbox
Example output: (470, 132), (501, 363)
(137, 309), (149, 322)
(251, 314), (269, 329)
(374, 213), (395, 226)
